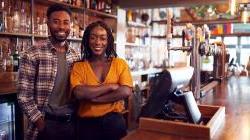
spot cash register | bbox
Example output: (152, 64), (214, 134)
(140, 66), (202, 124)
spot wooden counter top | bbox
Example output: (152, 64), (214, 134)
(0, 72), (18, 95)
(0, 81), (18, 95)
(123, 77), (250, 140)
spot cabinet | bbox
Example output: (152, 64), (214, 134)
(0, 0), (117, 73)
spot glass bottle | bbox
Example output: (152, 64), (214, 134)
(19, 1), (27, 33)
(41, 13), (48, 36)
(13, 1), (20, 32)
(12, 43), (20, 72)
(5, 46), (13, 72)
(0, 45), (6, 72)
(6, 0), (13, 32)
(0, 0), (7, 32)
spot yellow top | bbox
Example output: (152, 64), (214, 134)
(70, 58), (133, 117)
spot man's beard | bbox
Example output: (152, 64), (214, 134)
(50, 30), (70, 43)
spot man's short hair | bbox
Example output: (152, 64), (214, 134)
(46, 4), (72, 19)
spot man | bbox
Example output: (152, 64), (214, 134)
(18, 4), (80, 140)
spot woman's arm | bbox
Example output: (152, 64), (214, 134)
(91, 85), (132, 103)
(73, 84), (119, 100)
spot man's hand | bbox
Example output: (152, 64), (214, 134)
(35, 117), (45, 131)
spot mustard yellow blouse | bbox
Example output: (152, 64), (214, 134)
(70, 58), (133, 117)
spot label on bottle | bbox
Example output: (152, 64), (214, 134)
(13, 60), (18, 66)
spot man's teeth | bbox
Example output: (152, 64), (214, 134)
(58, 32), (65, 35)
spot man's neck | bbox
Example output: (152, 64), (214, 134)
(51, 38), (67, 52)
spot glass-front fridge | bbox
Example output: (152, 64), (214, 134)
(0, 102), (15, 140)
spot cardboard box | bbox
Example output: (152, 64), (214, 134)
(138, 105), (225, 139)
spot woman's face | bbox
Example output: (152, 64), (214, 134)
(89, 26), (108, 57)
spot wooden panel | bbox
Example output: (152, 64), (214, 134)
(138, 105), (225, 139)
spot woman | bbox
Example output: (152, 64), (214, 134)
(70, 21), (133, 140)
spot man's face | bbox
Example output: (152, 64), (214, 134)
(89, 26), (108, 57)
(47, 11), (71, 42)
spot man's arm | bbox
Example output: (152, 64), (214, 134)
(17, 50), (43, 125)
(73, 84), (119, 100)
(91, 85), (132, 103)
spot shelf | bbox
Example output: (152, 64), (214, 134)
(68, 37), (82, 41)
(125, 42), (150, 48)
(151, 20), (167, 24)
(152, 18), (240, 26)
(34, 34), (48, 38)
(34, 0), (85, 11)
(0, 32), (32, 37)
(127, 21), (150, 28)
(33, 35), (82, 41)
(211, 33), (250, 37)
(169, 47), (191, 51)
(131, 68), (162, 77)
(85, 8), (117, 19)
(151, 35), (166, 39)
(35, 0), (116, 19)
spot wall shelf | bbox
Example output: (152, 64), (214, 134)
(127, 21), (150, 28)
(85, 8), (117, 19)
(125, 42), (150, 48)
(0, 32), (32, 38)
(211, 33), (250, 37)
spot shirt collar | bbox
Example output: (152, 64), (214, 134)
(47, 39), (71, 54)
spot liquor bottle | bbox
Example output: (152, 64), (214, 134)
(0, 0), (7, 32)
(12, 44), (20, 72)
(41, 13), (48, 36)
(19, 1), (27, 33)
(73, 15), (79, 38)
(0, 45), (6, 72)
(5, 46), (13, 72)
(13, 1), (20, 32)
(6, 0), (13, 32)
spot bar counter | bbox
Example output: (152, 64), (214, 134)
(0, 72), (18, 95)
(123, 77), (250, 140)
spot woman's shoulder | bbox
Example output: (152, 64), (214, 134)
(73, 60), (88, 68)
(112, 57), (127, 65)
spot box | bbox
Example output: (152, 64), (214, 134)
(138, 105), (225, 139)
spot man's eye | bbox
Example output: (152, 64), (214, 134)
(53, 20), (59, 24)
(64, 21), (70, 25)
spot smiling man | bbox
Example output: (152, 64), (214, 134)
(18, 4), (80, 140)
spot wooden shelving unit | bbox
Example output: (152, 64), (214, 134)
(0, 0), (117, 45)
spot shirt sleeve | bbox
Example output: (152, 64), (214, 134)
(17, 50), (43, 123)
(118, 59), (133, 88)
(70, 62), (85, 90)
